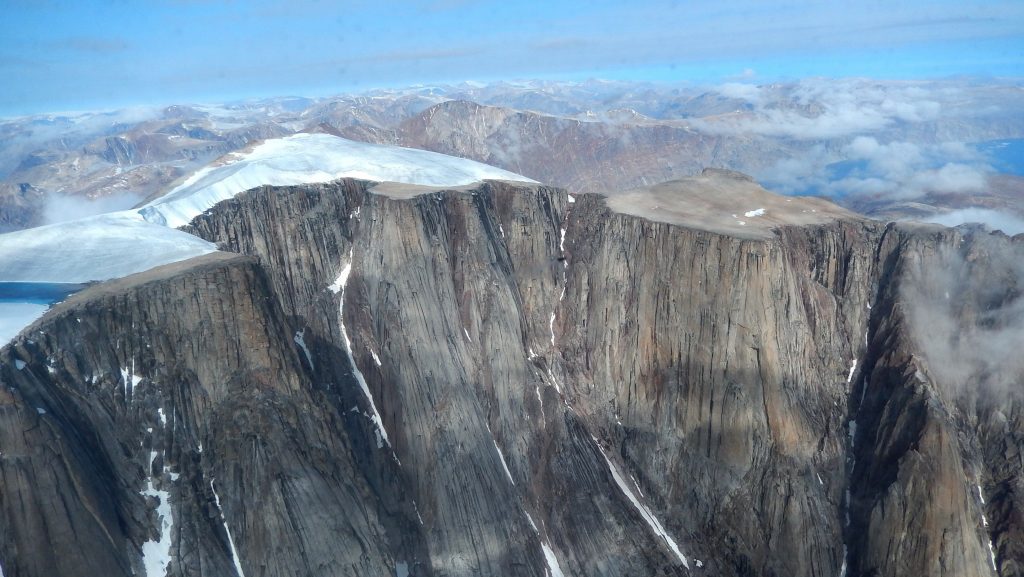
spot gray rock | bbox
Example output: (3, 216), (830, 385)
(1, 171), (1021, 577)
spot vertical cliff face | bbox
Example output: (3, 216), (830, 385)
(0, 253), (421, 577)
(848, 225), (1024, 577)
(1, 172), (1021, 577)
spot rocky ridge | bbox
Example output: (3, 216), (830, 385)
(0, 170), (1021, 577)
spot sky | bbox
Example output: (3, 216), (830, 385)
(1, 0), (1023, 116)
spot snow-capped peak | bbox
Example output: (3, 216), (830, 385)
(0, 133), (537, 346)
(140, 133), (537, 228)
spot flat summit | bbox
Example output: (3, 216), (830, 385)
(606, 168), (861, 238)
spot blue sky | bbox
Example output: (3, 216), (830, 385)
(1, 0), (1022, 115)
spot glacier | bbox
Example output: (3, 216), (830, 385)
(0, 133), (533, 345)
(139, 133), (537, 228)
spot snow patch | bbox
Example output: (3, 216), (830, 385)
(14, 359), (26, 370)
(524, 511), (564, 577)
(327, 258), (351, 294)
(293, 330), (314, 370)
(546, 366), (562, 394)
(141, 449), (175, 577)
(847, 359), (857, 384)
(567, 194), (576, 204)
(333, 250), (391, 449)
(592, 436), (688, 568)
(211, 479), (246, 577)
(370, 348), (382, 367)
(549, 312), (556, 346)
(486, 423), (515, 485)
(524, 511), (539, 533)
(122, 364), (143, 398)
(542, 543), (566, 577)
(977, 484), (997, 570)
(140, 133), (536, 229)
(744, 208), (766, 217)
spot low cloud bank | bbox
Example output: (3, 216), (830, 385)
(923, 208), (1024, 236)
(42, 192), (144, 225)
(692, 78), (943, 140)
(691, 78), (1016, 202)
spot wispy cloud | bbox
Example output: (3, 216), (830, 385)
(760, 136), (993, 199)
(923, 208), (1024, 235)
(2, 0), (1023, 115)
(691, 78), (943, 139)
(41, 192), (145, 225)
(905, 238), (1024, 398)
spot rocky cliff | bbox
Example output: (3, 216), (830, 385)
(1, 171), (1021, 576)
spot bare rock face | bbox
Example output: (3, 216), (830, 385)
(0, 253), (421, 577)
(1, 171), (1022, 577)
(393, 100), (794, 196)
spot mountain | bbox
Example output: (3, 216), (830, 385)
(390, 99), (789, 195)
(0, 136), (1021, 576)
(3, 79), (1022, 234)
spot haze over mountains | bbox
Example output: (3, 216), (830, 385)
(3, 78), (1022, 234)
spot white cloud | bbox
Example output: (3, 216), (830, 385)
(923, 208), (1024, 236)
(717, 82), (763, 105)
(904, 240), (1024, 398)
(908, 163), (987, 195)
(42, 192), (145, 225)
(691, 78), (942, 140)
(760, 129), (992, 199)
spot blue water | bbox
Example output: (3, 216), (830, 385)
(763, 140), (1024, 199)
(975, 139), (1024, 176)
(0, 283), (87, 305)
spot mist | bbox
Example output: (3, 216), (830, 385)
(904, 232), (1024, 397)
(923, 208), (1024, 236)
(42, 192), (145, 225)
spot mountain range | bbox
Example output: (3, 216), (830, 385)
(2, 79), (1022, 234)
(0, 128), (1021, 577)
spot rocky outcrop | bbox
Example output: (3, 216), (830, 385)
(2, 171), (1022, 576)
(846, 225), (1024, 577)
(0, 252), (423, 577)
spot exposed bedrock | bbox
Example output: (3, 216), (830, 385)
(1, 174), (1021, 576)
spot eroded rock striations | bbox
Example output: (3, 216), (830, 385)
(1, 171), (1021, 577)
